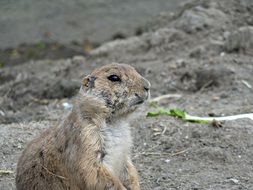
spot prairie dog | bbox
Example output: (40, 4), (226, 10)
(16, 63), (150, 190)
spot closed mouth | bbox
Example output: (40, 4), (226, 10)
(135, 99), (144, 105)
(130, 98), (145, 106)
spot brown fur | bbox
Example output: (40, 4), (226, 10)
(16, 63), (150, 190)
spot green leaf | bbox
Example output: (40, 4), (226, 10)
(147, 108), (211, 124)
(169, 108), (186, 118)
(146, 108), (171, 117)
(146, 111), (160, 117)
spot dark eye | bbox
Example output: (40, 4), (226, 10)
(107, 75), (121, 82)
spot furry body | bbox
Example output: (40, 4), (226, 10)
(16, 63), (150, 190)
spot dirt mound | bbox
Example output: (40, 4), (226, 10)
(1, 0), (253, 189)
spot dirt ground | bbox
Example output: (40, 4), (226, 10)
(1, 0), (253, 189)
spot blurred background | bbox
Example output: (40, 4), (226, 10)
(0, 0), (185, 48)
(0, 0), (184, 66)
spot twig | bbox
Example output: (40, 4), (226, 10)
(150, 94), (182, 102)
(161, 126), (167, 135)
(139, 149), (188, 157)
(0, 170), (14, 175)
(140, 152), (171, 156)
(185, 113), (253, 121)
(170, 149), (188, 156)
(198, 80), (213, 93)
(147, 108), (253, 123)
(31, 96), (49, 105)
(41, 165), (68, 180)
(241, 80), (252, 89)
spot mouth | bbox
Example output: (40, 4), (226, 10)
(130, 98), (145, 107)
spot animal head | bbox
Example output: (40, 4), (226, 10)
(81, 63), (150, 118)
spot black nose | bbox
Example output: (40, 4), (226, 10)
(135, 93), (140, 98)
(144, 86), (149, 91)
(143, 78), (150, 92)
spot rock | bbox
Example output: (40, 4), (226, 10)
(176, 5), (227, 33)
(195, 66), (233, 90)
(240, 0), (253, 9)
(224, 26), (253, 54)
(145, 28), (185, 47)
(72, 56), (86, 65)
(91, 37), (146, 56)
(91, 27), (185, 57)
(196, 147), (231, 162)
(42, 79), (80, 99)
(189, 46), (206, 58)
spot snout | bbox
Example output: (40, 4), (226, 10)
(133, 93), (145, 105)
(142, 77), (151, 100)
(143, 77), (151, 92)
(131, 78), (150, 106)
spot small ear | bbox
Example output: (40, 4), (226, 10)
(82, 75), (96, 88)
(82, 75), (91, 87)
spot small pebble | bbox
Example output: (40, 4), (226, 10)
(212, 96), (220, 101)
(220, 52), (225, 56)
(62, 102), (73, 110)
(229, 178), (239, 184)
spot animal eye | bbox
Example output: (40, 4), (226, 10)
(107, 75), (121, 82)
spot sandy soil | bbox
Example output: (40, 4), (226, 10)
(1, 0), (253, 189)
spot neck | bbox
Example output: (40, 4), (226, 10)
(74, 93), (110, 125)
(74, 91), (135, 126)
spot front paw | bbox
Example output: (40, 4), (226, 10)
(108, 186), (127, 190)
(106, 182), (127, 190)
(127, 183), (140, 190)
